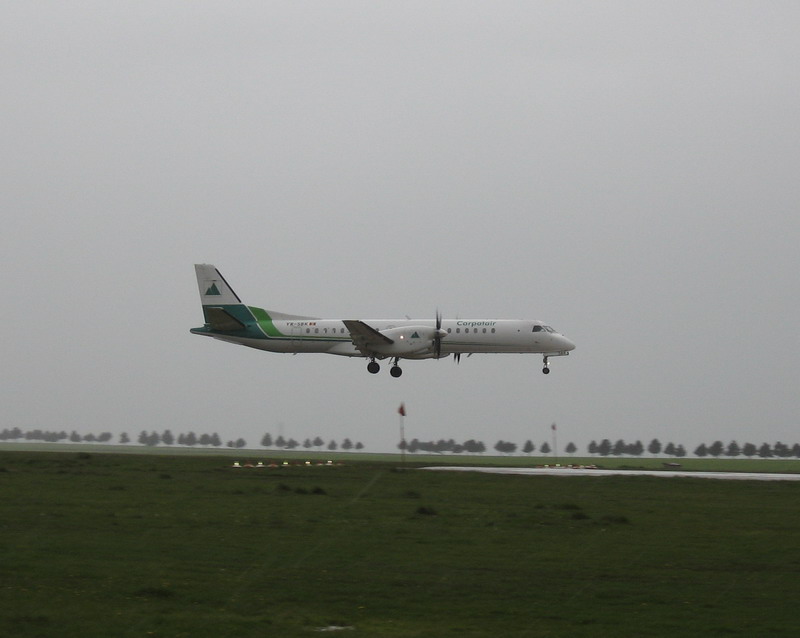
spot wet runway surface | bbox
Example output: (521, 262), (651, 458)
(422, 466), (800, 481)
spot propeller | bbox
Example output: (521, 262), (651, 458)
(434, 310), (444, 359)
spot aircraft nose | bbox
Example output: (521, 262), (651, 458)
(560, 336), (576, 351)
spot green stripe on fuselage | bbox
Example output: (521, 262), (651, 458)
(248, 306), (287, 338)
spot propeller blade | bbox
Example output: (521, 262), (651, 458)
(434, 309), (442, 358)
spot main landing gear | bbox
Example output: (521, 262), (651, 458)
(542, 356), (550, 375)
(366, 358), (403, 377)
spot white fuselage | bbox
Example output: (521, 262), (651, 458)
(207, 318), (575, 359)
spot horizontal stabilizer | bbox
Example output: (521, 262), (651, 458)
(204, 307), (246, 332)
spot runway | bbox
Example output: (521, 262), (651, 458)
(421, 466), (800, 481)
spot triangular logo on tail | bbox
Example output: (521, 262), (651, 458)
(205, 283), (221, 296)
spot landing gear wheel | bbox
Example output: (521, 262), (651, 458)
(542, 367), (550, 374)
(542, 355), (550, 375)
(390, 366), (403, 378)
(367, 361), (380, 374)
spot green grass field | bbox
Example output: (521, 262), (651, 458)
(2, 449), (800, 637)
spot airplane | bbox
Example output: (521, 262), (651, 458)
(190, 264), (575, 377)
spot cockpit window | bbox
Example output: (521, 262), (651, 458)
(533, 325), (556, 333)
(532, 325), (543, 332)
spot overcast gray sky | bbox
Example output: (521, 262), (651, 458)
(3, 2), (799, 454)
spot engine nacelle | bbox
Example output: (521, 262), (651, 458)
(374, 326), (439, 356)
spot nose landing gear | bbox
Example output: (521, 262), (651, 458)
(542, 356), (550, 375)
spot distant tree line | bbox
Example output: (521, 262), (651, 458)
(398, 438), (487, 454)
(260, 433), (364, 452)
(587, 439), (685, 457)
(1, 428), (362, 451)
(4, 427), (799, 458)
(0, 428), (113, 443)
(693, 440), (800, 458)
(136, 430), (248, 448)
(586, 439), (800, 459)
(396, 439), (576, 455)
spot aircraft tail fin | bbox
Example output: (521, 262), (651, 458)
(195, 264), (242, 306)
(192, 264), (255, 334)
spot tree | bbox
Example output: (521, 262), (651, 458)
(494, 440), (517, 454)
(211, 433), (221, 447)
(146, 431), (160, 446)
(725, 441), (740, 457)
(184, 431), (197, 446)
(341, 438), (353, 451)
(137, 430), (149, 445)
(327, 440), (338, 451)
(611, 439), (626, 456)
(275, 435), (286, 448)
(235, 438), (246, 449)
(664, 442), (676, 456)
(261, 433), (273, 447)
(757, 443), (773, 458)
(161, 430), (174, 446)
(313, 436), (324, 449)
(648, 439), (662, 456)
(597, 439), (612, 456)
(694, 443), (708, 457)
(522, 440), (535, 454)
(774, 442), (790, 458)
(707, 441), (724, 457)
(587, 440), (598, 455)
(675, 445), (686, 458)
(119, 432), (130, 444)
(539, 441), (551, 455)
(199, 433), (211, 446)
(355, 442), (364, 450)
(565, 442), (577, 455)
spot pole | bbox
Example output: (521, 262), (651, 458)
(551, 422), (558, 465)
(398, 403), (406, 467)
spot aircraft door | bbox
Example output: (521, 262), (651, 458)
(289, 322), (305, 349)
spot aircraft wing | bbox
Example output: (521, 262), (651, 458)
(343, 320), (393, 356)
